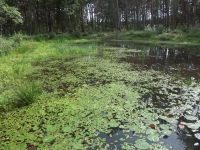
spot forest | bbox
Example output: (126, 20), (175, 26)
(0, 0), (200, 150)
(1, 0), (200, 34)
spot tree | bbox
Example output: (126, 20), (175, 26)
(0, 0), (23, 35)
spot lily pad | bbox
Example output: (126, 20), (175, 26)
(43, 135), (56, 143)
(134, 139), (151, 150)
(184, 115), (198, 122)
(46, 125), (58, 133)
(62, 126), (72, 133)
(146, 130), (160, 142)
(186, 121), (200, 130)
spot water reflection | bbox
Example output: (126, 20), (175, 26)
(99, 42), (200, 150)
(102, 41), (200, 79)
(121, 47), (200, 79)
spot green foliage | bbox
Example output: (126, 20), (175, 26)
(0, 0), (23, 25)
(12, 33), (23, 46)
(0, 34), (24, 56)
(187, 27), (200, 38)
(0, 37), (14, 55)
(48, 32), (56, 39)
(71, 31), (81, 38)
(156, 25), (165, 34)
(0, 37), (199, 149)
(134, 139), (151, 150)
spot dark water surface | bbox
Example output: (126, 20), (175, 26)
(99, 41), (200, 150)
(105, 41), (200, 79)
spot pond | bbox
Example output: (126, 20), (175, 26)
(1, 40), (200, 150)
(98, 41), (200, 150)
(103, 41), (200, 79)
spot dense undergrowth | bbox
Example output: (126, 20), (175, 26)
(100, 27), (200, 46)
(0, 33), (200, 149)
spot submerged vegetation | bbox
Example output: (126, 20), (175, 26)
(0, 34), (200, 149)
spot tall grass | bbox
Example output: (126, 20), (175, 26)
(13, 81), (42, 108)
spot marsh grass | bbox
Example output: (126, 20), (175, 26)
(13, 81), (42, 108)
(0, 36), (98, 112)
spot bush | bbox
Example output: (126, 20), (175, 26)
(12, 33), (23, 46)
(187, 27), (200, 38)
(177, 25), (189, 33)
(156, 33), (173, 41)
(129, 31), (154, 38)
(0, 37), (14, 56)
(13, 81), (42, 108)
(145, 24), (156, 32)
(156, 25), (165, 34)
(48, 32), (56, 39)
(71, 31), (81, 38)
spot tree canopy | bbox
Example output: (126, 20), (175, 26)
(1, 0), (200, 34)
(0, 0), (23, 25)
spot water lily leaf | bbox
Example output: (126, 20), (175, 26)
(184, 115), (198, 121)
(62, 126), (72, 133)
(134, 139), (151, 150)
(146, 129), (160, 142)
(109, 120), (119, 128)
(186, 121), (200, 130)
(162, 129), (172, 136)
(159, 124), (170, 130)
(147, 133), (160, 142)
(194, 133), (200, 140)
(128, 124), (146, 133)
(159, 116), (177, 124)
(73, 142), (84, 149)
(43, 135), (55, 143)
(46, 125), (57, 133)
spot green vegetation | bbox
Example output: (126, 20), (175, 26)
(1, 0), (200, 149)
(103, 28), (200, 46)
(0, 35), (199, 149)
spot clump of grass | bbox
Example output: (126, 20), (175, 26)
(13, 81), (42, 108)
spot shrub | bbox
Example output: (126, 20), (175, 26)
(156, 33), (173, 41)
(187, 27), (200, 38)
(177, 25), (189, 33)
(13, 81), (42, 108)
(156, 25), (165, 34)
(71, 31), (81, 38)
(0, 37), (14, 56)
(145, 24), (156, 32)
(48, 32), (56, 39)
(12, 33), (23, 46)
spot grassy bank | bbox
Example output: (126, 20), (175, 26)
(97, 28), (200, 47)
